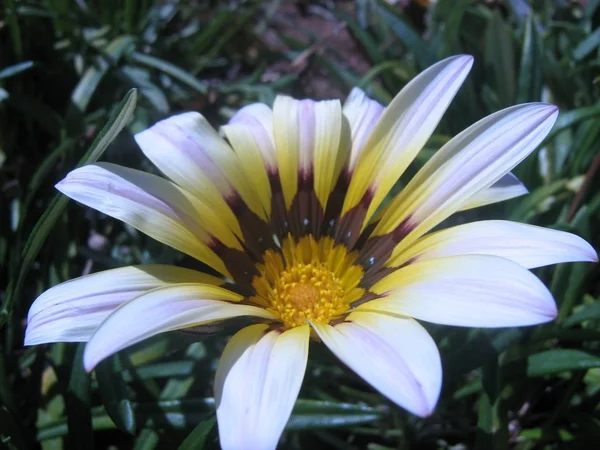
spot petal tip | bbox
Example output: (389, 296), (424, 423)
(54, 176), (68, 190)
(567, 234), (598, 263)
(543, 304), (559, 322)
(581, 244), (598, 263)
(458, 53), (474, 64)
(581, 240), (599, 263)
(23, 330), (35, 346)
(541, 103), (559, 119)
(533, 293), (558, 323)
(451, 54), (474, 72)
(408, 394), (437, 418)
(419, 405), (436, 418)
(82, 348), (98, 373)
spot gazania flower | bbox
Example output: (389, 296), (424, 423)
(25, 55), (596, 449)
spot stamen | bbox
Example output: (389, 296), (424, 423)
(250, 235), (364, 329)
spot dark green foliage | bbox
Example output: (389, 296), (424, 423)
(1, 0), (599, 449)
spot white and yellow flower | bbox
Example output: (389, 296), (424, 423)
(25, 55), (596, 450)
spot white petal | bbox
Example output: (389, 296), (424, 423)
(390, 220), (598, 268)
(362, 255), (557, 327)
(459, 173), (528, 211)
(342, 87), (384, 171)
(83, 285), (276, 371)
(215, 324), (309, 450)
(228, 103), (277, 170)
(342, 55), (474, 227)
(134, 112), (266, 221)
(56, 163), (238, 276)
(24, 265), (222, 345)
(312, 312), (441, 417)
(375, 103), (559, 255)
(222, 122), (273, 218)
(273, 96), (344, 210)
(223, 103), (277, 217)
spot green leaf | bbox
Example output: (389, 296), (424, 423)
(485, 11), (516, 108)
(584, 0), (600, 18)
(5, 92), (63, 134)
(516, 15), (543, 103)
(96, 355), (136, 434)
(528, 349), (600, 376)
(506, 0), (533, 23)
(0, 406), (28, 449)
(558, 262), (592, 323)
(0, 89), (137, 328)
(444, 331), (499, 381)
(70, 35), (135, 115)
(374, 1), (432, 69)
(545, 102), (600, 142)
(564, 301), (600, 327)
(5, 0), (23, 60)
(66, 343), (93, 450)
(189, 10), (232, 54)
(429, 0), (470, 55)
(287, 399), (384, 430)
(0, 60), (34, 79)
(573, 27), (600, 61)
(475, 359), (508, 450)
(130, 51), (208, 94)
(0, 346), (16, 413)
(333, 9), (384, 64)
(178, 417), (216, 450)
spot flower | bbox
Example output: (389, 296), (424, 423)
(25, 55), (597, 449)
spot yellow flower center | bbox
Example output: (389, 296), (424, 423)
(250, 235), (365, 329)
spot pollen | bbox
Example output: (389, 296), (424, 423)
(250, 235), (365, 329)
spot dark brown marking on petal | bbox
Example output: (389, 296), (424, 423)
(359, 266), (396, 290)
(354, 221), (376, 249)
(209, 239), (258, 286)
(359, 256), (419, 289)
(348, 289), (381, 308)
(287, 171), (324, 239)
(333, 188), (373, 250)
(321, 173), (349, 238)
(268, 171), (290, 240)
(356, 216), (416, 278)
(226, 193), (276, 259)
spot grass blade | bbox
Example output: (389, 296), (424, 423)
(70, 35), (135, 115)
(517, 15), (543, 103)
(0, 89), (137, 328)
(66, 344), (93, 450)
(130, 52), (208, 94)
(178, 417), (216, 450)
(96, 355), (136, 434)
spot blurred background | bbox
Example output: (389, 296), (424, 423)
(1, 0), (599, 449)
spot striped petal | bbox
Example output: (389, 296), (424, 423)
(223, 103), (277, 218)
(228, 103), (277, 171)
(459, 173), (528, 211)
(374, 103), (558, 260)
(215, 324), (309, 450)
(83, 284), (276, 371)
(389, 220), (598, 268)
(134, 111), (266, 222)
(273, 96), (345, 210)
(361, 255), (557, 327)
(312, 311), (441, 417)
(25, 265), (222, 345)
(342, 55), (473, 229)
(56, 163), (239, 277)
(343, 87), (385, 171)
